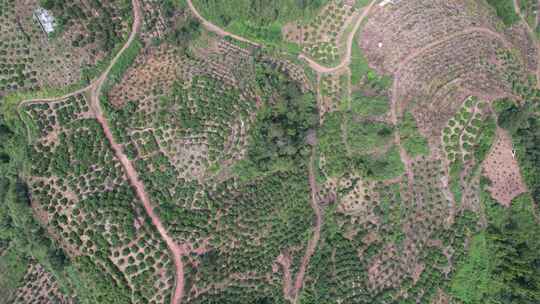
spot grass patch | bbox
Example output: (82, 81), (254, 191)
(354, 0), (372, 8)
(350, 35), (370, 85)
(191, 0), (325, 48)
(492, 97), (515, 115)
(451, 190), (540, 304)
(347, 117), (393, 154)
(450, 233), (491, 303)
(319, 111), (402, 180)
(486, 0), (520, 26)
(350, 92), (389, 116)
(102, 37), (143, 94)
(0, 246), (29, 299)
(318, 112), (349, 177)
(473, 115), (496, 163)
(449, 160), (463, 205)
(362, 145), (404, 180)
(399, 112), (429, 157)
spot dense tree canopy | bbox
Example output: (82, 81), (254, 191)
(237, 63), (318, 176)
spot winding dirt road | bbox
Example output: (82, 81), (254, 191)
(298, 0), (378, 74)
(89, 96), (186, 304)
(186, 0), (259, 47)
(90, 2), (186, 304)
(186, 0), (377, 74)
(276, 252), (294, 301)
(18, 5), (524, 304)
(183, 2), (328, 299)
(19, 1), (186, 303)
(18, 87), (90, 106)
(185, 0), (327, 297)
(290, 149), (322, 303)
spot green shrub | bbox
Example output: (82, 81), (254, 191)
(347, 117), (393, 154)
(318, 112), (348, 177)
(399, 112), (429, 157)
(362, 145), (404, 180)
(486, 0), (520, 26)
(351, 92), (389, 117)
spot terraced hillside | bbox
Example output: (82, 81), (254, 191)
(1, 1), (540, 304)
(0, 0), (132, 97)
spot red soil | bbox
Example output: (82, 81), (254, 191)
(275, 251), (294, 301)
(21, 1), (188, 303)
(482, 128), (527, 206)
(89, 2), (187, 303)
(291, 150), (322, 303)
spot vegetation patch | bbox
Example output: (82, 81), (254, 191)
(486, 0), (520, 26)
(285, 0), (357, 65)
(236, 63), (318, 178)
(442, 96), (494, 164)
(346, 118), (393, 155)
(350, 42), (368, 84)
(362, 145), (404, 180)
(192, 0), (325, 46)
(452, 191), (540, 304)
(350, 92), (389, 117)
(399, 112), (429, 157)
(450, 233), (490, 303)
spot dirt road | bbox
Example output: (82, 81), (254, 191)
(89, 1), (186, 304)
(186, 0), (259, 47)
(90, 96), (186, 304)
(186, 0), (376, 74)
(18, 87), (89, 106)
(19, 0), (187, 303)
(291, 149), (322, 303)
(298, 0), (378, 74)
(276, 252), (294, 301)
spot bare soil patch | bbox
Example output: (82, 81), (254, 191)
(483, 128), (527, 206)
